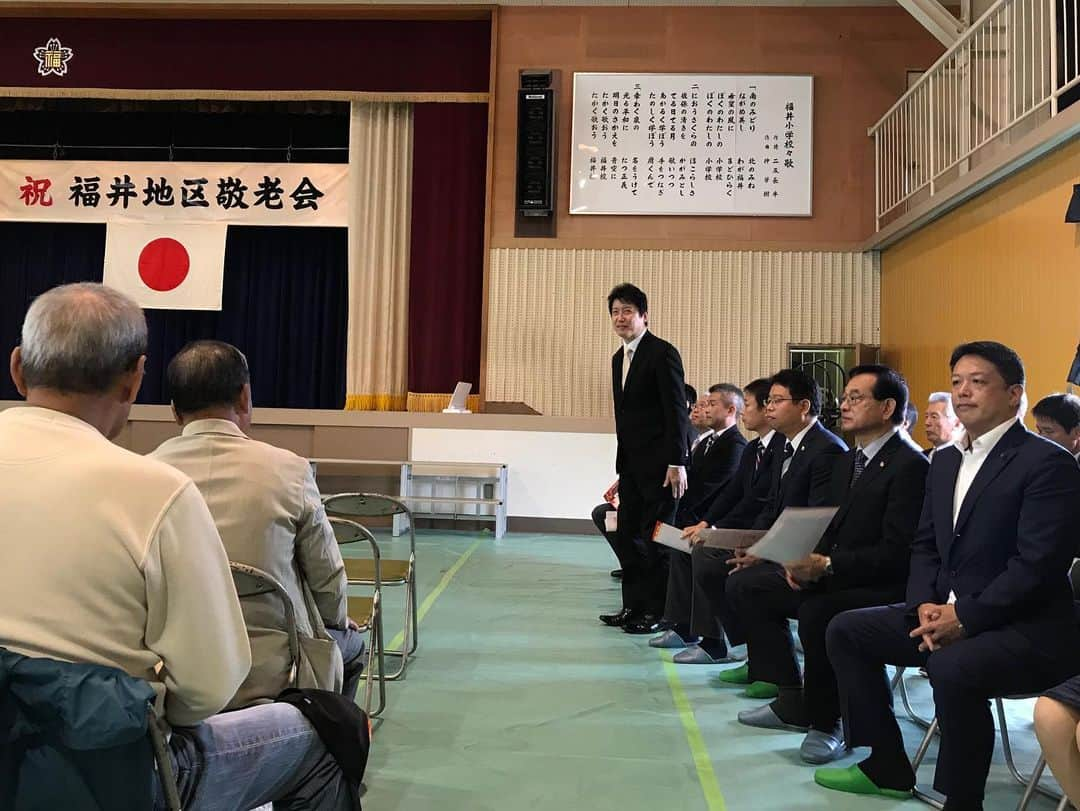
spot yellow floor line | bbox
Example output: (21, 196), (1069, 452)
(662, 658), (727, 811)
(387, 538), (483, 651)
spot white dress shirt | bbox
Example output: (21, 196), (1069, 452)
(952, 417), (1018, 530)
(690, 427), (714, 453)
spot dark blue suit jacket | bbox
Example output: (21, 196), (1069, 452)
(905, 421), (1080, 637)
(702, 431), (785, 530)
(751, 420), (848, 530)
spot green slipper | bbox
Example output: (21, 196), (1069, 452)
(743, 680), (779, 699)
(714, 663), (750, 685)
(814, 765), (912, 800)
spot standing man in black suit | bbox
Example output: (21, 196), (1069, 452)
(729, 366), (927, 767)
(816, 342), (1080, 810)
(654, 378), (780, 661)
(599, 283), (691, 630)
(626, 383), (748, 635)
(716, 368), (847, 693)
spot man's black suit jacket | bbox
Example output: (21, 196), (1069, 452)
(905, 421), (1080, 637)
(612, 330), (690, 479)
(675, 426), (748, 527)
(752, 420), (848, 530)
(812, 431), (929, 592)
(702, 431), (786, 530)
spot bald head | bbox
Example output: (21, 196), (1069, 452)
(20, 282), (147, 394)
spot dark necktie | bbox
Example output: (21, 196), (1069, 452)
(702, 434), (716, 455)
(755, 441), (766, 471)
(850, 450), (868, 486)
(783, 441), (794, 461)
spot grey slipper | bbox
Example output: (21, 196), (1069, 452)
(736, 704), (810, 732)
(672, 645), (742, 665)
(799, 729), (847, 764)
(649, 630), (695, 649)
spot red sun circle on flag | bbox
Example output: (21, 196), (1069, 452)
(138, 237), (190, 291)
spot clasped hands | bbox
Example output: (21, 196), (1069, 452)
(909, 602), (965, 651)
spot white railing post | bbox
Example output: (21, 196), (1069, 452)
(929, 72), (937, 194)
(1051, 0), (1060, 113)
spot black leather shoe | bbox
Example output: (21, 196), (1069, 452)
(623, 614), (662, 634)
(610, 569), (623, 579)
(599, 608), (633, 627)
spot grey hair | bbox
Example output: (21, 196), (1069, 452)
(20, 282), (147, 394)
(927, 391), (955, 418)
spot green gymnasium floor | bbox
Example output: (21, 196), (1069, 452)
(346, 531), (1064, 811)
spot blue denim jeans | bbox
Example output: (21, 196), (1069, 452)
(326, 627), (366, 703)
(155, 703), (359, 810)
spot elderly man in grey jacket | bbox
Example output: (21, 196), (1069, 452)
(152, 339), (366, 705)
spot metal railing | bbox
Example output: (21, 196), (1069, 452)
(871, 0), (1080, 229)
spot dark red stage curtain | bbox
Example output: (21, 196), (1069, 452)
(406, 103), (487, 411)
(1, 19), (489, 93)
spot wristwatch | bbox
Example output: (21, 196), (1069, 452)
(823, 556), (834, 576)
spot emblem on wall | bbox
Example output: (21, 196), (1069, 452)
(33, 38), (74, 77)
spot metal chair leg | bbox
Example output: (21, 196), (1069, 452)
(995, 698), (1065, 804)
(912, 716), (939, 772)
(1017, 755), (1048, 811)
(898, 670), (935, 730)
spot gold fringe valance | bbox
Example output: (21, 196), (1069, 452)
(406, 392), (482, 413)
(344, 393), (409, 412)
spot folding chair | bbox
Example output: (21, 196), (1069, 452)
(148, 704), (182, 811)
(329, 516), (386, 718)
(324, 493), (417, 680)
(908, 695), (1066, 809)
(229, 562), (304, 691)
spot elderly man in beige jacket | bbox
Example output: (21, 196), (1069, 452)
(152, 339), (366, 706)
(0, 283), (358, 810)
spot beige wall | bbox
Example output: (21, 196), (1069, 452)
(486, 248), (879, 417)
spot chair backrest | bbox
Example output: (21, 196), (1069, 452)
(324, 492), (411, 520)
(327, 517), (383, 590)
(229, 562), (301, 688)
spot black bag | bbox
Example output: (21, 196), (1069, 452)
(276, 688), (371, 784)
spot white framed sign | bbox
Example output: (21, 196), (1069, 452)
(569, 73), (813, 217)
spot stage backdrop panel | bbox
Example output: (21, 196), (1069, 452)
(569, 73), (813, 217)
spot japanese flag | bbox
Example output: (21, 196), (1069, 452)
(103, 222), (227, 310)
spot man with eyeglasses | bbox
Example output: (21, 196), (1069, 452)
(728, 365), (928, 766)
(816, 342), (1080, 810)
(714, 367), (846, 695)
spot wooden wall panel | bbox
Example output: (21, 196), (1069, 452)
(880, 138), (1080, 446)
(488, 247), (879, 417)
(491, 6), (943, 251)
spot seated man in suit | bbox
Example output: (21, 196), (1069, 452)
(152, 340), (366, 706)
(728, 365), (927, 767)
(624, 384), (747, 635)
(925, 391), (961, 459)
(653, 378), (778, 661)
(0, 284), (358, 810)
(714, 369), (847, 692)
(816, 341), (1080, 811)
(1032, 392), (1080, 460)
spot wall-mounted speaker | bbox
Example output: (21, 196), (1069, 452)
(515, 70), (557, 237)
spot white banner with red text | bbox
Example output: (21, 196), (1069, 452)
(0, 161), (348, 226)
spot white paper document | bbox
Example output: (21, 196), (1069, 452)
(745, 507), (839, 564)
(652, 522), (692, 555)
(698, 527), (766, 551)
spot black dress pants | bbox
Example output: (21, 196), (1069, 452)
(827, 603), (1080, 804)
(725, 563), (902, 731)
(611, 467), (675, 615)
